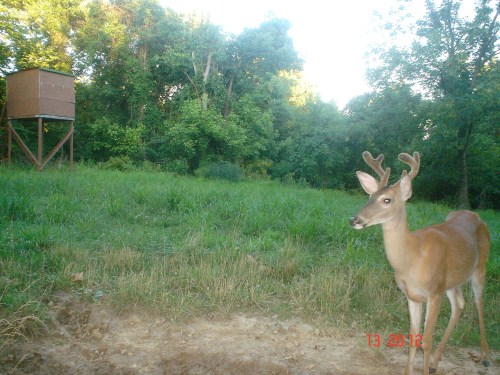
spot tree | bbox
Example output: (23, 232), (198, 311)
(269, 97), (347, 189)
(0, 0), (84, 73)
(186, 21), (226, 111)
(163, 99), (245, 171)
(369, 0), (499, 208)
(222, 18), (303, 117)
(74, 0), (187, 124)
(343, 86), (424, 189)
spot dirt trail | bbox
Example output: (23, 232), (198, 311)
(1, 293), (497, 375)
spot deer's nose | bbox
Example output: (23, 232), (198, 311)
(349, 216), (364, 229)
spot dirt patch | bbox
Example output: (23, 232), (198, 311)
(1, 293), (497, 375)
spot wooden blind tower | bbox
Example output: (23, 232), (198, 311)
(6, 68), (75, 171)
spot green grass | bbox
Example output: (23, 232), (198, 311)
(0, 165), (498, 351)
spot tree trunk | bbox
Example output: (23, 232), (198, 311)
(223, 74), (235, 117)
(458, 149), (469, 209)
(137, 45), (148, 123)
(190, 50), (213, 111)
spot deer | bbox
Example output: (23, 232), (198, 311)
(349, 151), (490, 375)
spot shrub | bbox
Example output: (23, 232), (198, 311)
(78, 118), (145, 161)
(195, 161), (244, 182)
(162, 159), (189, 175)
(101, 156), (135, 171)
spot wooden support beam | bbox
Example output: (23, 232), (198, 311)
(7, 119), (74, 171)
(70, 121), (74, 173)
(40, 122), (74, 170)
(7, 121), (40, 167)
(7, 120), (12, 165)
(38, 117), (43, 171)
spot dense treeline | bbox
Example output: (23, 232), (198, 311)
(0, 0), (498, 208)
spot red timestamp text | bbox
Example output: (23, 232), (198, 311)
(366, 333), (422, 348)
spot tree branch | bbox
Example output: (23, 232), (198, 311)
(183, 71), (202, 109)
(472, 2), (499, 83)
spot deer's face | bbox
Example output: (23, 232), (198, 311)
(350, 186), (404, 229)
(349, 172), (412, 229)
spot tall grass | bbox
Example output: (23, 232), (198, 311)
(0, 165), (498, 350)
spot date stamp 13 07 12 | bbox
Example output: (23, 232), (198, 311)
(366, 333), (422, 348)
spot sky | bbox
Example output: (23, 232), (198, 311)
(158, 0), (474, 108)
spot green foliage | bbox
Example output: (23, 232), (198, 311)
(0, 0), (498, 208)
(282, 101), (347, 189)
(161, 159), (189, 175)
(0, 0), (83, 72)
(165, 100), (245, 171)
(467, 133), (500, 208)
(78, 118), (145, 161)
(234, 18), (303, 77)
(367, 0), (499, 208)
(230, 94), (275, 163)
(195, 161), (244, 182)
(101, 156), (135, 171)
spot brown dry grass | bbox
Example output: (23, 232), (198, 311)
(0, 301), (47, 354)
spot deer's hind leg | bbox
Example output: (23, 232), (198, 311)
(471, 269), (489, 366)
(430, 287), (464, 373)
(470, 222), (490, 367)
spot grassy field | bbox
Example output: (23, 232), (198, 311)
(1, 165), (498, 352)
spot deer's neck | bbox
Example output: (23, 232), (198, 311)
(381, 207), (417, 272)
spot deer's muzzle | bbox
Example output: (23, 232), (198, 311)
(349, 216), (366, 229)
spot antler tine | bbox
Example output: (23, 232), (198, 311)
(362, 151), (391, 187)
(398, 152), (420, 180)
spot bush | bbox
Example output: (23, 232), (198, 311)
(101, 156), (135, 171)
(162, 159), (189, 175)
(78, 118), (145, 162)
(195, 161), (244, 182)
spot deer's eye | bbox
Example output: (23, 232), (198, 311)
(383, 198), (391, 204)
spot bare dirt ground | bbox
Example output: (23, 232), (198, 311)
(1, 292), (497, 375)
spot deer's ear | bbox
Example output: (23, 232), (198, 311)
(356, 171), (380, 195)
(400, 174), (413, 201)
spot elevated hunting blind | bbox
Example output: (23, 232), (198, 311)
(5, 68), (75, 171)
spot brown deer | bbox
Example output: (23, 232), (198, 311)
(349, 151), (490, 375)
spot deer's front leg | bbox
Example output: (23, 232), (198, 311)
(404, 299), (422, 375)
(422, 295), (442, 375)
